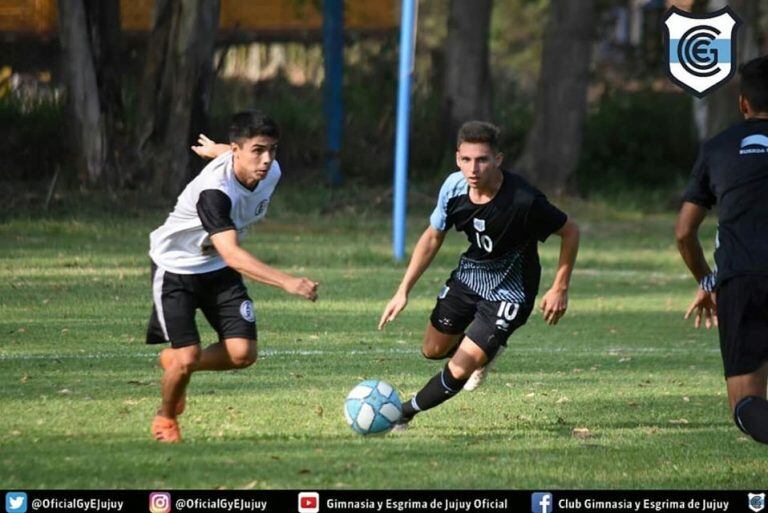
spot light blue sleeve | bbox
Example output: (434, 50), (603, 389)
(429, 173), (465, 232)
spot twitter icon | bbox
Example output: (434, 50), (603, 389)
(5, 492), (27, 513)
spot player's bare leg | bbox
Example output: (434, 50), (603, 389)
(464, 345), (505, 391)
(421, 323), (462, 360)
(447, 337), (490, 380)
(159, 345), (200, 418)
(727, 361), (768, 410)
(193, 337), (258, 371)
(729, 361), (768, 444)
(159, 348), (187, 415)
(159, 338), (256, 416)
(153, 344), (201, 442)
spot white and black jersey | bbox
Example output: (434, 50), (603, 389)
(430, 170), (567, 305)
(149, 151), (281, 274)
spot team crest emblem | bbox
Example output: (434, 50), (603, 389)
(254, 199), (269, 217)
(239, 300), (255, 323)
(473, 218), (486, 232)
(663, 6), (741, 98)
(749, 493), (765, 513)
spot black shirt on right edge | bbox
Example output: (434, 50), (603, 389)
(682, 118), (768, 287)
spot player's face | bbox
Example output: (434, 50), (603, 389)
(231, 135), (278, 186)
(456, 142), (503, 190)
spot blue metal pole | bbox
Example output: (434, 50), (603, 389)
(323, 0), (344, 186)
(393, 0), (417, 261)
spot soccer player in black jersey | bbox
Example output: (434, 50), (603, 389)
(378, 121), (580, 427)
(676, 56), (768, 444)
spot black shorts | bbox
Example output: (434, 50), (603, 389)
(718, 275), (768, 377)
(146, 263), (257, 348)
(429, 277), (532, 358)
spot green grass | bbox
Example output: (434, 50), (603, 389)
(0, 189), (759, 489)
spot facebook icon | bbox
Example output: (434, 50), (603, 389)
(531, 492), (553, 513)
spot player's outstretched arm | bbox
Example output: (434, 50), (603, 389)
(210, 230), (319, 301)
(540, 219), (579, 325)
(191, 134), (231, 160)
(378, 226), (446, 330)
(676, 201), (717, 329)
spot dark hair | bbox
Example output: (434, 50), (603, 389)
(739, 56), (768, 113)
(228, 111), (279, 145)
(457, 121), (501, 151)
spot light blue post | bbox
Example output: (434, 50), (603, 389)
(323, 0), (344, 186)
(393, 0), (417, 261)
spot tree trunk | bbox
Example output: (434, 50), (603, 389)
(515, 0), (595, 195)
(136, 0), (220, 198)
(443, 0), (493, 142)
(693, 0), (760, 141)
(57, 0), (124, 189)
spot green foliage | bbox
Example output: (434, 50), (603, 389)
(490, 0), (548, 91)
(0, 189), (761, 489)
(577, 90), (698, 196)
(0, 95), (72, 183)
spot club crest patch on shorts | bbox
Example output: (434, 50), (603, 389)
(239, 300), (255, 323)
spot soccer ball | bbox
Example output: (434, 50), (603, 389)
(344, 379), (402, 435)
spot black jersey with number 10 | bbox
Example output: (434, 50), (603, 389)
(430, 170), (567, 305)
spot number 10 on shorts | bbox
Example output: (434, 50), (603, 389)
(497, 301), (519, 321)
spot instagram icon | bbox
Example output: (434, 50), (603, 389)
(149, 492), (172, 513)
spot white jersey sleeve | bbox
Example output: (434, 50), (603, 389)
(149, 153), (281, 274)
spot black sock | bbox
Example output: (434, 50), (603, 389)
(733, 395), (768, 444)
(401, 364), (468, 419)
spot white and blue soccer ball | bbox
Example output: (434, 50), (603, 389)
(344, 379), (402, 435)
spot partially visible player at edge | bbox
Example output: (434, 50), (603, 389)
(379, 121), (579, 429)
(147, 111), (318, 443)
(676, 56), (768, 444)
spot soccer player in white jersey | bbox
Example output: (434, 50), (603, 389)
(147, 111), (318, 442)
(378, 121), (579, 429)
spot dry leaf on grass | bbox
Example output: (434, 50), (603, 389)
(572, 427), (591, 439)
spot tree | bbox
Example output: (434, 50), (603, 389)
(136, 0), (220, 198)
(515, 0), (595, 195)
(443, 0), (493, 140)
(693, 0), (761, 141)
(57, 0), (125, 188)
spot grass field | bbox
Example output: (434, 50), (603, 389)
(0, 187), (761, 489)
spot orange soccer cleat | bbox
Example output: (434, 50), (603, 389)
(151, 415), (182, 443)
(159, 349), (186, 415)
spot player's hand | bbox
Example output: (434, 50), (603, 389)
(540, 287), (568, 325)
(191, 133), (220, 159)
(684, 288), (717, 329)
(284, 277), (319, 302)
(378, 292), (408, 330)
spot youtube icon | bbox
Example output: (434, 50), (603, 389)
(298, 491), (319, 513)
